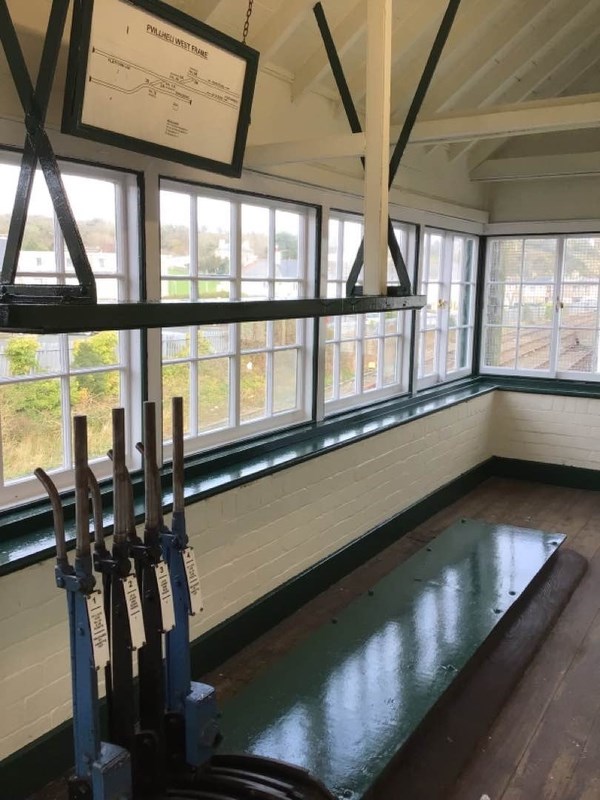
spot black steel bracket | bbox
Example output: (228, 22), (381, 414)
(0, 0), (97, 304)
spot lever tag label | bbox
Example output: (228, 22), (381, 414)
(123, 575), (146, 650)
(86, 591), (110, 669)
(183, 547), (203, 615)
(155, 561), (175, 632)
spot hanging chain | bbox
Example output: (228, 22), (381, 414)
(242, 0), (254, 44)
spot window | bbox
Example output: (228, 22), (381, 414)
(417, 229), (477, 389)
(160, 183), (316, 450)
(482, 235), (600, 378)
(0, 158), (140, 505)
(323, 212), (417, 413)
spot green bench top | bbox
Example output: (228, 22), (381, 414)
(220, 519), (565, 800)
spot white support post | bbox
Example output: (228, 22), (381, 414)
(363, 0), (392, 296)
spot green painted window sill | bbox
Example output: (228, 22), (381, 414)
(2, 373), (600, 576)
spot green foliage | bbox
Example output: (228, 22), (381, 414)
(198, 230), (228, 275)
(6, 335), (39, 375)
(0, 214), (116, 252)
(276, 231), (298, 260)
(161, 223), (190, 256)
(71, 331), (119, 400)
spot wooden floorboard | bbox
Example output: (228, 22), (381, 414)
(29, 478), (600, 800)
(448, 481), (600, 800)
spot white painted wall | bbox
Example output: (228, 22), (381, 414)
(490, 391), (600, 470)
(0, 392), (493, 760)
(488, 176), (600, 224)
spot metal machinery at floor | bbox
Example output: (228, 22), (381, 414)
(36, 398), (335, 800)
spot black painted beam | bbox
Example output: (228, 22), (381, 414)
(0, 295), (427, 333)
(0, 0), (96, 301)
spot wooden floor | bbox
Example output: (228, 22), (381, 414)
(31, 477), (600, 800)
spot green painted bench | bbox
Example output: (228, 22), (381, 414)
(219, 520), (568, 800)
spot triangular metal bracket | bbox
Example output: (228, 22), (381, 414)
(0, 0), (97, 305)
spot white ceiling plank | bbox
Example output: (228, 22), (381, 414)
(247, 0), (315, 63)
(363, 0), (393, 296)
(387, 0), (503, 121)
(472, 152), (600, 182)
(414, 93), (600, 145)
(244, 133), (366, 167)
(343, 0), (444, 110)
(246, 93), (600, 168)
(467, 30), (600, 169)
(422, 0), (554, 118)
(428, 0), (600, 159)
(291, 0), (367, 102)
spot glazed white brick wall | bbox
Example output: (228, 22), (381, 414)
(0, 393), (493, 759)
(491, 392), (600, 469)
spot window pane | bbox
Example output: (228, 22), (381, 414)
(519, 285), (553, 327)
(447, 330), (457, 373)
(342, 221), (362, 279)
(241, 321), (267, 350)
(364, 313), (380, 338)
(517, 329), (551, 371)
(339, 341), (357, 397)
(324, 344), (335, 402)
(242, 205), (269, 278)
(452, 238), (464, 281)
(162, 278), (191, 301)
(276, 210), (300, 279)
(328, 220), (339, 279)
(96, 278), (119, 304)
(163, 363), (190, 440)
(71, 371), (120, 460)
(457, 327), (470, 370)
(0, 378), (63, 480)
(560, 284), (598, 327)
(242, 281), (269, 299)
(64, 175), (117, 264)
(273, 319), (298, 347)
(69, 331), (119, 370)
(363, 338), (378, 391)
(340, 315), (357, 340)
(199, 358), (230, 431)
(273, 350), (297, 413)
(160, 191), (190, 275)
(383, 337), (398, 386)
(240, 352), (267, 422)
(198, 197), (230, 276)
(558, 329), (597, 373)
(489, 239), (522, 282)
(522, 239), (557, 282)
(484, 328), (517, 369)
(18, 170), (55, 275)
(198, 325), (231, 356)
(162, 328), (191, 360)
(564, 238), (600, 282)
(0, 333), (59, 377)
(325, 316), (336, 342)
(486, 284), (520, 326)
(427, 235), (443, 281)
(421, 331), (436, 375)
(198, 279), (230, 300)
(384, 311), (400, 335)
(275, 281), (299, 299)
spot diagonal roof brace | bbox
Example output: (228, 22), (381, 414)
(314, 2), (411, 297)
(0, 0), (96, 304)
(343, 0), (463, 296)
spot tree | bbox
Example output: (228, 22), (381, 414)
(71, 332), (119, 400)
(6, 335), (39, 375)
(276, 231), (298, 260)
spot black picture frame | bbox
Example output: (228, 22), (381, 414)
(62, 0), (259, 178)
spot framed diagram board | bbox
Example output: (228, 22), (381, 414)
(62, 0), (259, 177)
